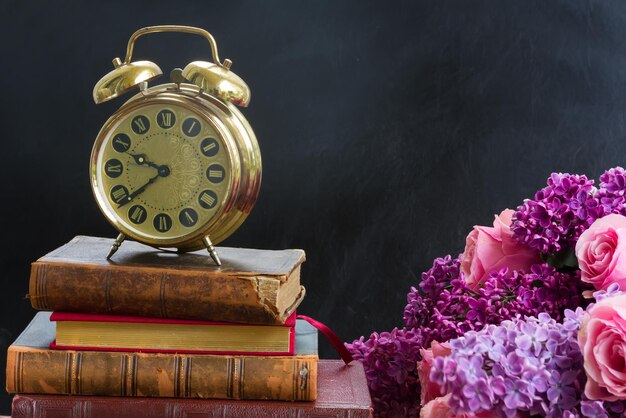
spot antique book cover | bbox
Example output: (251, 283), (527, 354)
(29, 236), (306, 324)
(10, 361), (373, 418)
(6, 312), (318, 401)
(50, 311), (296, 355)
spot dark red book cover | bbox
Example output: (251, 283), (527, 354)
(11, 360), (373, 418)
(49, 311), (296, 356)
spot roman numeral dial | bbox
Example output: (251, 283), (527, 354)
(157, 109), (175, 129)
(182, 117), (201, 137)
(206, 164), (225, 183)
(97, 102), (232, 241)
(153, 213), (172, 233)
(112, 134), (131, 152)
(179, 208), (198, 227)
(104, 159), (123, 178)
(128, 205), (147, 224)
(110, 185), (129, 204)
(198, 190), (218, 209)
(131, 115), (150, 134)
(200, 138), (219, 157)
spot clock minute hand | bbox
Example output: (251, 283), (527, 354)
(117, 173), (160, 209)
(117, 164), (170, 209)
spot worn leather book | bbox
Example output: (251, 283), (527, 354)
(6, 312), (318, 401)
(29, 236), (306, 324)
(50, 311), (296, 355)
(10, 360), (372, 418)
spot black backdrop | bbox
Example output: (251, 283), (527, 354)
(2, 0), (626, 413)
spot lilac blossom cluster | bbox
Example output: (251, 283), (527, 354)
(344, 168), (626, 417)
(403, 257), (588, 348)
(511, 173), (603, 254)
(430, 310), (626, 417)
(346, 328), (424, 417)
(346, 256), (588, 417)
(511, 168), (626, 255)
(596, 166), (626, 216)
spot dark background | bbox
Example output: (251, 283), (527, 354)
(1, 0), (626, 413)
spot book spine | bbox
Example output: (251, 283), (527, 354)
(29, 261), (290, 324)
(11, 394), (374, 418)
(6, 347), (317, 401)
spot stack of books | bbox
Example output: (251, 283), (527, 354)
(6, 236), (373, 416)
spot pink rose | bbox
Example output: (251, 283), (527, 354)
(461, 209), (540, 288)
(575, 214), (626, 291)
(420, 395), (500, 418)
(579, 293), (626, 400)
(418, 341), (452, 406)
(420, 395), (455, 418)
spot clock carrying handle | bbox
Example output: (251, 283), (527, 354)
(123, 25), (231, 69)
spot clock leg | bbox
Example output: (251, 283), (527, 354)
(202, 235), (222, 266)
(107, 233), (126, 259)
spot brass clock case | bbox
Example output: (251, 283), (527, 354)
(90, 82), (261, 252)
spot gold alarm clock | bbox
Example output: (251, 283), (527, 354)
(90, 26), (261, 265)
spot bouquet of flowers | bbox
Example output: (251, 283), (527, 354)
(346, 167), (626, 417)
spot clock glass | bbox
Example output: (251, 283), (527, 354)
(93, 102), (232, 241)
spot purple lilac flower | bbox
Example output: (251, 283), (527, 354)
(431, 309), (626, 417)
(547, 370), (577, 408)
(592, 282), (622, 303)
(580, 401), (609, 418)
(348, 255), (589, 416)
(596, 167), (626, 216)
(403, 257), (588, 348)
(345, 328), (423, 417)
(511, 173), (604, 254)
(461, 379), (494, 412)
(431, 314), (564, 416)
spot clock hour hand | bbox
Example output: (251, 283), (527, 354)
(117, 164), (170, 209)
(126, 152), (162, 171)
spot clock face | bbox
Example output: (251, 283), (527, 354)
(93, 102), (232, 241)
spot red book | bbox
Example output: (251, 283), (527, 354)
(50, 311), (296, 355)
(11, 360), (373, 418)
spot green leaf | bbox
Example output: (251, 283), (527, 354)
(545, 248), (579, 270)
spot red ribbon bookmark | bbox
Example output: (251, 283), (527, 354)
(297, 315), (354, 364)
